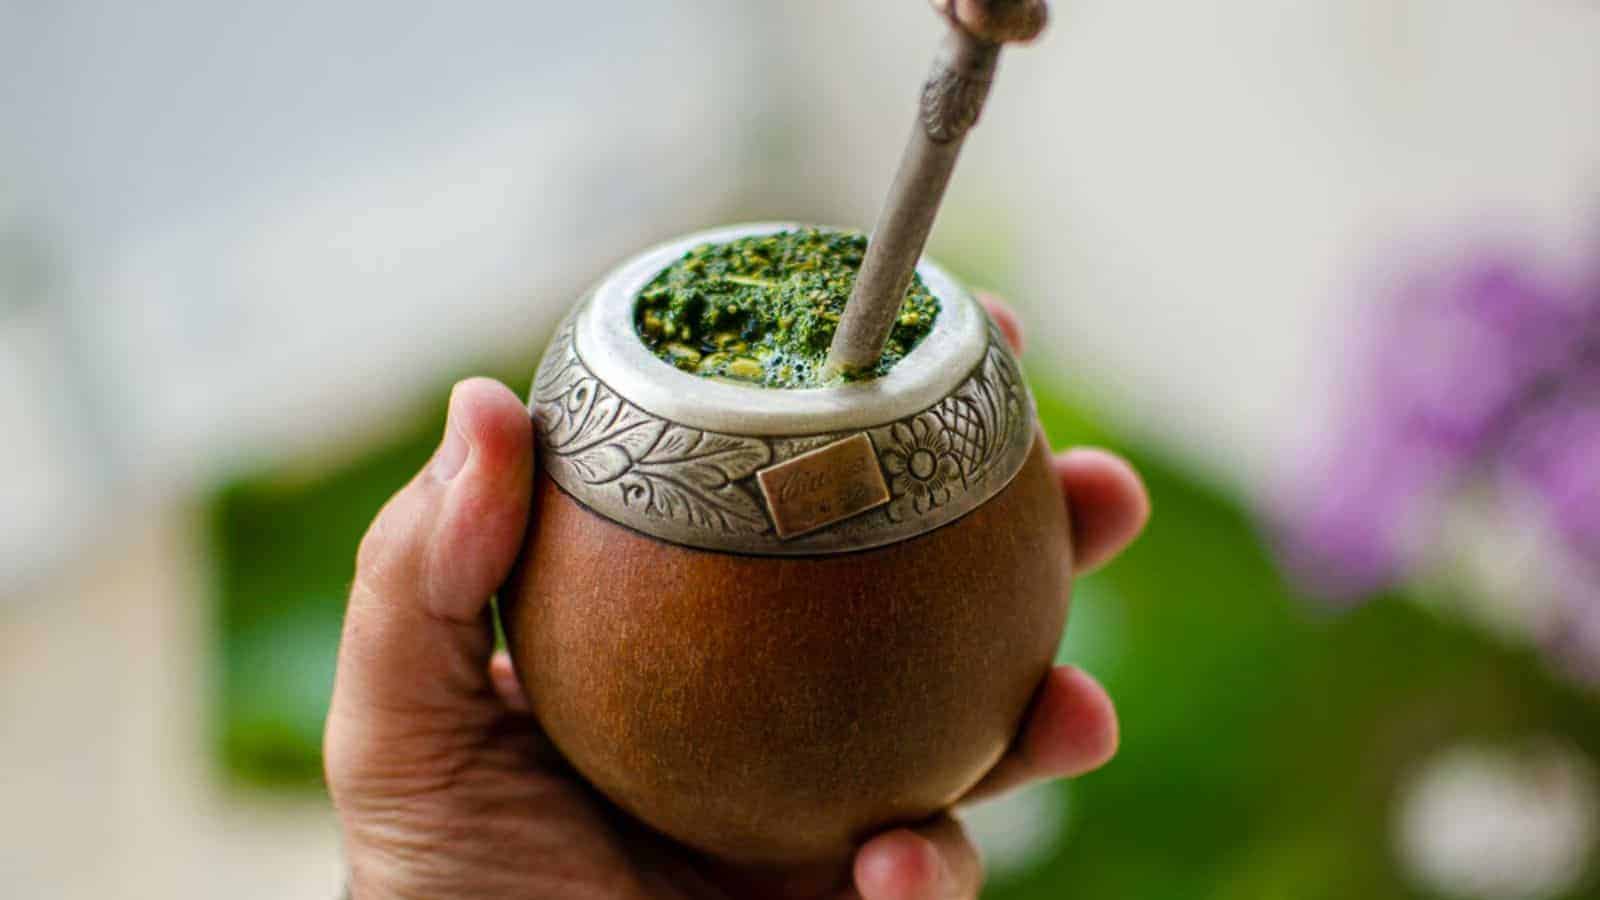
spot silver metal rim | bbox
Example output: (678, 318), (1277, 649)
(530, 224), (1037, 556)
(577, 223), (988, 437)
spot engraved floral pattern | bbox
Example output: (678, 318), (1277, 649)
(533, 313), (773, 535)
(529, 304), (1032, 555)
(881, 413), (964, 522)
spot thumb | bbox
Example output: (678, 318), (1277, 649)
(326, 378), (534, 762)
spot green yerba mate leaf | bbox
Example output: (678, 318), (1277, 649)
(634, 228), (940, 389)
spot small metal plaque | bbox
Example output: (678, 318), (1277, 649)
(757, 433), (891, 539)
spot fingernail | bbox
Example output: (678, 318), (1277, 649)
(431, 395), (470, 482)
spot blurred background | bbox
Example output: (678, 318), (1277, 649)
(4, 0), (1600, 897)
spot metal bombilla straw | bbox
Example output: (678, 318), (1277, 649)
(826, 0), (1050, 377)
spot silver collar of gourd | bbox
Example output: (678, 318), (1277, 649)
(529, 223), (1037, 556)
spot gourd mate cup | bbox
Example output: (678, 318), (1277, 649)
(501, 223), (1072, 866)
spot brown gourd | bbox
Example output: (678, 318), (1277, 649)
(500, 0), (1062, 873)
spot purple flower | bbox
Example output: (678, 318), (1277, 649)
(1368, 253), (1583, 455)
(1275, 218), (1600, 687)
(1277, 241), (1591, 603)
(1273, 390), (1469, 601)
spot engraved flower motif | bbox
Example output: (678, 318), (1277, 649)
(883, 414), (964, 522)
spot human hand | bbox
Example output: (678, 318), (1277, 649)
(324, 298), (1150, 899)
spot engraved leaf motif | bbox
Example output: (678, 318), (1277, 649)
(620, 428), (774, 533)
(639, 428), (772, 489)
(536, 382), (594, 447)
(533, 332), (772, 531)
(533, 316), (582, 398)
(969, 343), (1021, 461)
(543, 381), (650, 459)
(620, 471), (769, 534)
(562, 417), (670, 484)
(565, 443), (634, 484)
(969, 377), (1006, 462)
(565, 389), (629, 448)
(530, 298), (1034, 548)
(985, 344), (1025, 451)
(595, 416), (669, 461)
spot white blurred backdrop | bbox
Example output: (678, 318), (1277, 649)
(3, 1), (1597, 897)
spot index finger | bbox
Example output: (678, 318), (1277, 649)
(1056, 448), (1149, 575)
